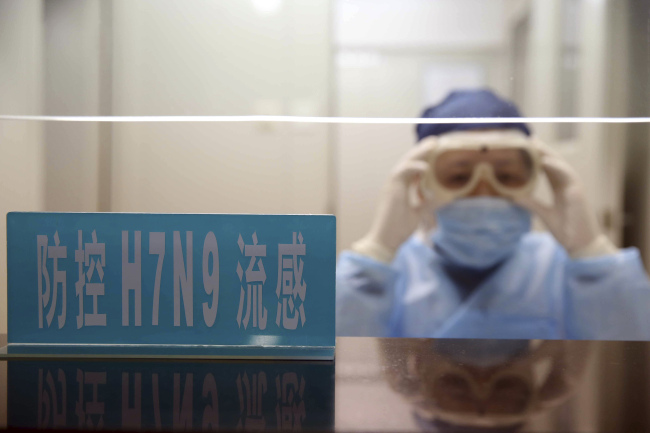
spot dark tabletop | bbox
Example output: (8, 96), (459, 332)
(0, 336), (648, 432)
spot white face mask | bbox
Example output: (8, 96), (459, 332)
(432, 197), (532, 269)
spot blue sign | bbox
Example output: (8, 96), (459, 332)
(6, 212), (336, 359)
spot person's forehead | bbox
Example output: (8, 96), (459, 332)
(436, 128), (531, 148)
(440, 127), (515, 137)
(454, 127), (511, 133)
(438, 148), (525, 164)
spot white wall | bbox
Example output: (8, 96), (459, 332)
(336, 0), (508, 49)
(42, 0), (102, 212)
(110, 0), (332, 216)
(520, 0), (561, 123)
(0, 0), (45, 334)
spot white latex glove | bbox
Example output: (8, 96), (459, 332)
(351, 139), (439, 264)
(514, 143), (617, 258)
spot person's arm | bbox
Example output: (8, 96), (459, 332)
(336, 251), (401, 336)
(514, 141), (614, 258)
(564, 248), (650, 340)
(515, 141), (650, 339)
(336, 139), (439, 336)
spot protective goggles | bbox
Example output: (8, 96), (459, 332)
(420, 130), (541, 204)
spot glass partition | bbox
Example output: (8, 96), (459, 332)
(2, 0), (650, 341)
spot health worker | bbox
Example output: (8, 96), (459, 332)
(336, 89), (650, 340)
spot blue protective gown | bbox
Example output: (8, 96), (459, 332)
(336, 232), (650, 340)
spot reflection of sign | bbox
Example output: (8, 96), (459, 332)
(38, 368), (67, 429)
(11, 360), (334, 431)
(237, 372), (268, 429)
(75, 370), (107, 428)
(276, 373), (306, 430)
(7, 213), (336, 359)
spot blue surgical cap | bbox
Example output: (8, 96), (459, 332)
(416, 89), (531, 142)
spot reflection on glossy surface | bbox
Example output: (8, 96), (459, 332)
(2, 337), (650, 432)
(379, 339), (591, 431)
(7, 359), (334, 431)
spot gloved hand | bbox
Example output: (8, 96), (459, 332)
(514, 142), (617, 258)
(351, 138), (439, 264)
